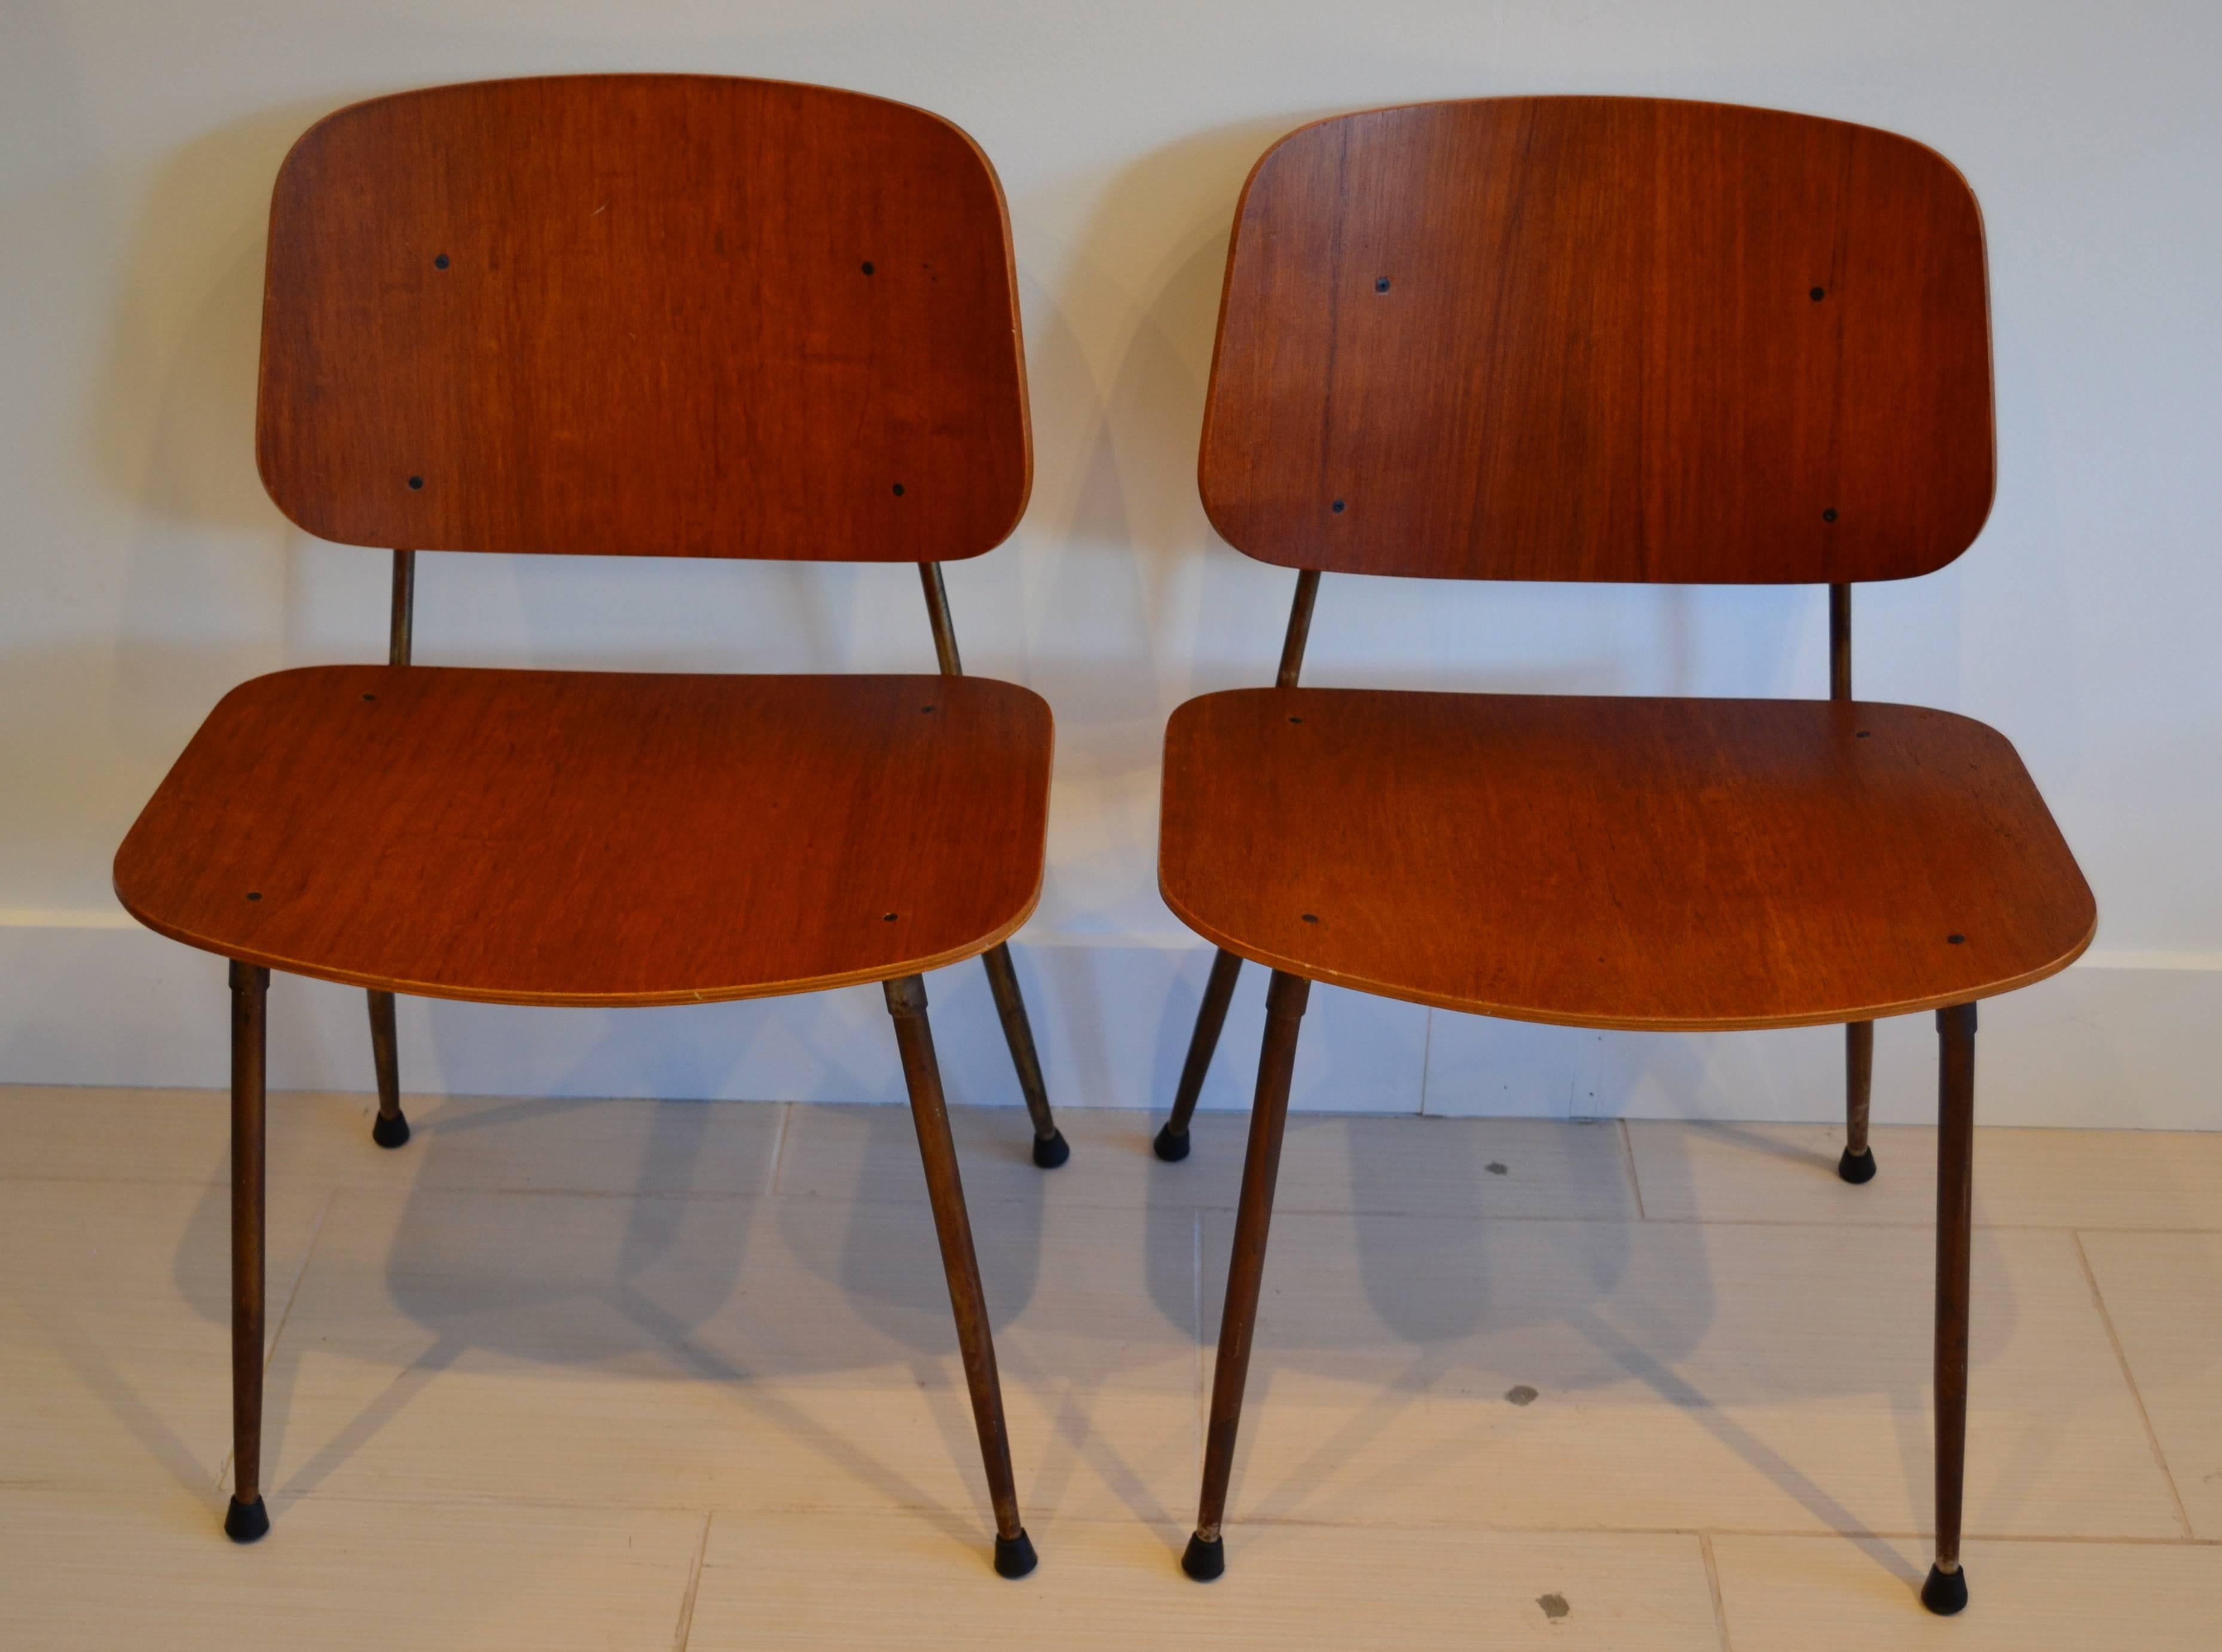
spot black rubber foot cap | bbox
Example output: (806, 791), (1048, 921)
(371, 1110), (411, 1149)
(1032, 1130), (1070, 1170)
(1921, 1562), (1969, 1616)
(1180, 1532), (1224, 1581)
(1837, 1145), (1877, 1185)
(993, 1528), (1038, 1579)
(223, 1495), (270, 1544)
(1153, 1124), (1191, 1163)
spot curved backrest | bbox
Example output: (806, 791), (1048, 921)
(1200, 97), (1994, 584)
(256, 75), (1030, 561)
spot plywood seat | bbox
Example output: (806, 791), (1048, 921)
(116, 665), (1052, 1006)
(1160, 688), (2093, 1031)
(1156, 95), (2094, 1607)
(117, 75), (1065, 1571)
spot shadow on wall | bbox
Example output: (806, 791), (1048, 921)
(5, 108), (340, 911)
(0, 640), (255, 910)
(1040, 120), (1304, 647)
(62, 108), (340, 903)
(1014, 118), (1316, 773)
(88, 103), (341, 534)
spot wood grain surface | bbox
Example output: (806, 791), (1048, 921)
(256, 75), (1029, 561)
(1159, 689), (2093, 1029)
(115, 667), (1052, 1005)
(1200, 96), (1994, 583)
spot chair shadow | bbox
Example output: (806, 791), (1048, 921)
(1173, 1021), (2022, 1594)
(769, 1097), (1198, 1531)
(223, 993), (1163, 1531)
(37, 1295), (224, 1511)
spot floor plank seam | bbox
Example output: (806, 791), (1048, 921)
(2064, 1223), (2222, 1236)
(52, 1165), (2222, 1233)
(1228, 1512), (2221, 1544)
(17, 1482), (2222, 1550)
(1191, 1207), (1206, 1478)
(1416, 1007), (1436, 1114)
(1699, 1531), (1735, 1652)
(765, 1100), (796, 1197)
(382, 1185), (768, 1204)
(671, 1509), (712, 1651)
(216, 1185), (335, 1494)
(1610, 1213), (2192, 1232)
(2071, 1228), (2197, 1538)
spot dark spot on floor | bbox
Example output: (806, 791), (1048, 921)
(1506, 1384), (1538, 1406)
(1486, 1161), (1509, 1176)
(1538, 1592), (1570, 1621)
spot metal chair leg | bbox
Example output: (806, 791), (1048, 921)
(225, 961), (271, 1543)
(1155, 947), (1245, 1162)
(979, 943), (1067, 1168)
(366, 989), (410, 1148)
(884, 974), (1037, 1580)
(1184, 968), (1309, 1580)
(1923, 1001), (1976, 1615)
(1838, 1020), (1876, 1183)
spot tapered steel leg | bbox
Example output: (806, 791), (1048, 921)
(1923, 1001), (1977, 1615)
(1184, 969), (1309, 1580)
(225, 962), (271, 1543)
(1155, 948), (1245, 1162)
(1839, 1020), (1876, 1183)
(366, 989), (409, 1148)
(979, 943), (1067, 1168)
(884, 974), (1036, 1579)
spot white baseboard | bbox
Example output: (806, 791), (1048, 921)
(2, 917), (2215, 1128)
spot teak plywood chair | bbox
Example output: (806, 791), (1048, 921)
(1154, 97), (2094, 1614)
(112, 75), (1064, 1577)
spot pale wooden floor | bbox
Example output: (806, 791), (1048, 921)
(4, 1087), (2221, 1648)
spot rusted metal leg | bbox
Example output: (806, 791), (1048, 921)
(366, 989), (409, 1148)
(885, 974), (1036, 1579)
(226, 962), (271, 1543)
(1924, 1001), (1976, 1615)
(1155, 948), (1245, 1162)
(979, 943), (1066, 1168)
(1838, 1020), (1876, 1183)
(1185, 969), (1309, 1580)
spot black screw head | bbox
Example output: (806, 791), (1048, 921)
(362, 693), (377, 702)
(891, 482), (905, 497)
(861, 261), (875, 275)
(246, 891), (262, 902)
(921, 704), (936, 713)
(1288, 715), (1303, 723)
(1821, 507), (1837, 522)
(408, 476), (424, 491)
(1301, 912), (1319, 923)
(1331, 498), (1346, 513)
(435, 253), (450, 270)
(1855, 729), (1870, 738)
(1810, 285), (1824, 301)
(1374, 277), (1390, 293)
(882, 911), (898, 922)
(1948, 933), (1966, 944)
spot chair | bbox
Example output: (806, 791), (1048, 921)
(112, 74), (1065, 1578)
(1153, 97), (2093, 1615)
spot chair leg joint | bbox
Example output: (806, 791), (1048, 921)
(883, 973), (928, 1020)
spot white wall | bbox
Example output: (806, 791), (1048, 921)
(5, 1), (2219, 1125)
